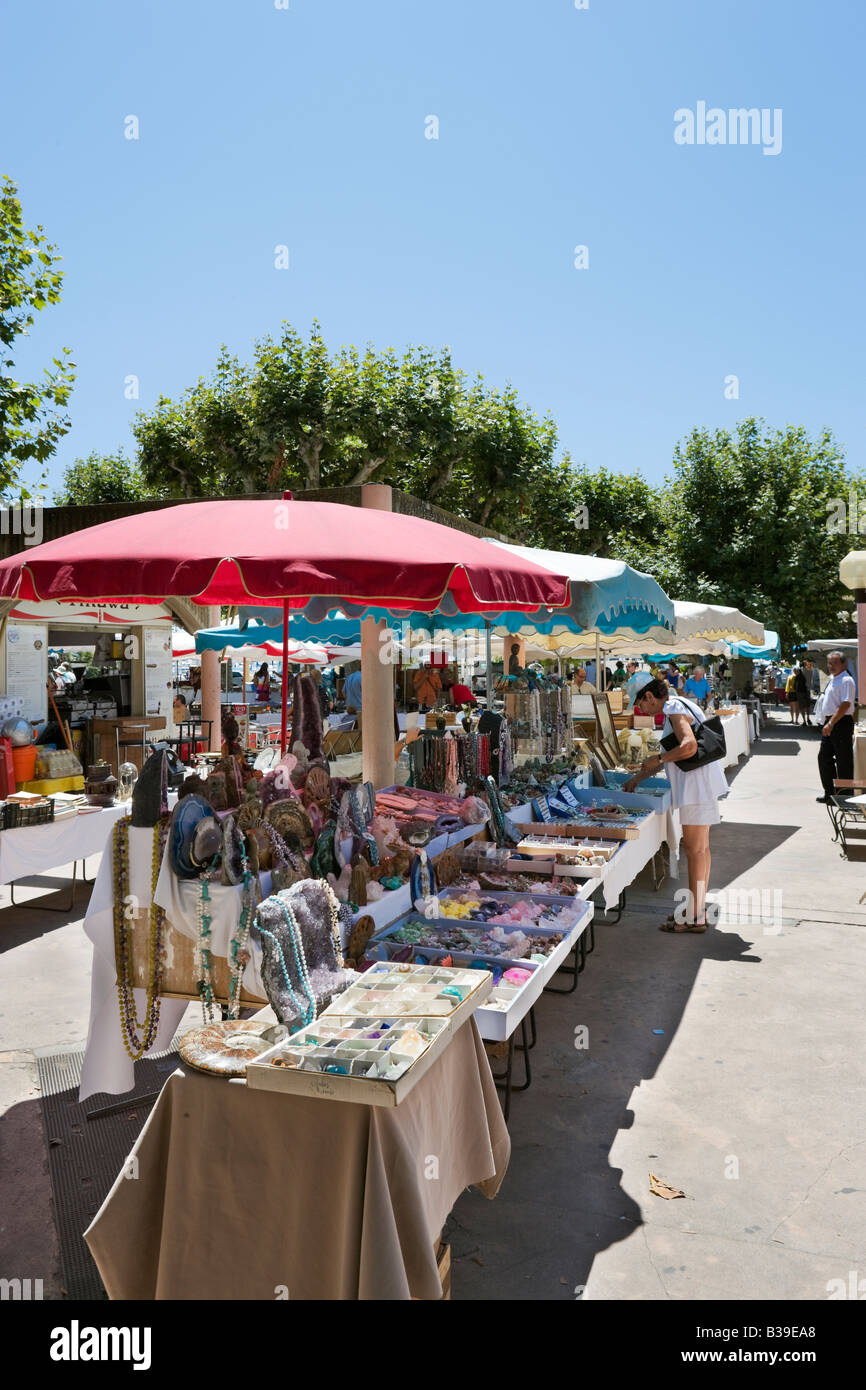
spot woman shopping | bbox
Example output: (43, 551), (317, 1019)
(624, 675), (728, 932)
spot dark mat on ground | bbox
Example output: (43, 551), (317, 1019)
(36, 1048), (182, 1300)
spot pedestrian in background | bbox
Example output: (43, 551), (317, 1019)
(793, 663), (813, 729)
(684, 665), (710, 709)
(816, 651), (856, 803)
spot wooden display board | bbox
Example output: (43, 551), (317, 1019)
(127, 909), (267, 1007)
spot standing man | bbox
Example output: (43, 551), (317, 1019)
(624, 659), (643, 707)
(816, 651), (856, 803)
(343, 665), (363, 714)
(573, 666), (597, 694)
(684, 665), (710, 709)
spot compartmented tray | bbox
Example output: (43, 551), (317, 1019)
(368, 889), (583, 955)
(518, 817), (641, 842)
(366, 901), (594, 1041)
(517, 830), (625, 860)
(504, 852), (611, 877)
(436, 884), (585, 927)
(246, 963), (492, 1104)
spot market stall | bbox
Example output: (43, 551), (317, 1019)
(0, 599), (179, 762)
(84, 1018), (508, 1300)
(0, 802), (128, 909)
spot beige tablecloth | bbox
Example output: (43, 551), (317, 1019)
(85, 1018), (509, 1300)
(853, 731), (866, 783)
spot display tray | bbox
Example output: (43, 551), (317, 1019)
(597, 776), (673, 813)
(369, 889), (586, 945)
(436, 884), (585, 925)
(368, 901), (581, 962)
(365, 903), (593, 1042)
(517, 819), (640, 841)
(504, 854), (608, 878)
(246, 963), (492, 1104)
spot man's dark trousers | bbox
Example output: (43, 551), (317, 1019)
(818, 715), (855, 795)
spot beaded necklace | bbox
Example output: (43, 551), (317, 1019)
(113, 815), (169, 1060)
(226, 836), (255, 1019)
(195, 879), (218, 1022)
(257, 925), (308, 1025)
(274, 899), (317, 1025)
(319, 878), (345, 967)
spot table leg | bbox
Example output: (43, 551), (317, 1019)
(597, 890), (625, 926)
(543, 942), (580, 995)
(9, 860), (77, 913)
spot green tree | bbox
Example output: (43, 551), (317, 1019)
(54, 450), (153, 505)
(131, 323), (580, 541)
(616, 419), (861, 652)
(0, 175), (75, 496)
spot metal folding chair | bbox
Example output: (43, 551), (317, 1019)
(829, 779), (866, 859)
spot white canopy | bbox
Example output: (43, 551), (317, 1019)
(671, 602), (763, 645)
(528, 601), (762, 660)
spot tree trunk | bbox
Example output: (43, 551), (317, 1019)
(478, 496), (495, 526)
(347, 455), (385, 487)
(427, 458), (457, 501)
(298, 436), (322, 488)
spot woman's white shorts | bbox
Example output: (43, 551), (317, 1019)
(678, 800), (721, 826)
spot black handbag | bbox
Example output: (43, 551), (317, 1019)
(660, 696), (726, 771)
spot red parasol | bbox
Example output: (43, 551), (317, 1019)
(0, 497), (569, 757)
(0, 498), (568, 611)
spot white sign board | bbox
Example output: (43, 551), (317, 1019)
(5, 624), (48, 723)
(143, 626), (173, 719)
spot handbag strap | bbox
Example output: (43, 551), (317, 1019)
(670, 693), (706, 725)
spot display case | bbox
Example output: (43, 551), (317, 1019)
(246, 963), (492, 1104)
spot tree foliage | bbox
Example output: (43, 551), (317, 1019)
(617, 419), (862, 652)
(131, 323), (572, 541)
(55, 315), (861, 653)
(54, 450), (153, 506)
(0, 176), (75, 496)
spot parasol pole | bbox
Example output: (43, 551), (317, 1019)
(280, 598), (290, 756)
(485, 620), (493, 707)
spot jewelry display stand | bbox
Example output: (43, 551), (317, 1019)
(126, 907), (267, 1009)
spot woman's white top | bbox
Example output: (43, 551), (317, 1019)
(661, 696), (729, 809)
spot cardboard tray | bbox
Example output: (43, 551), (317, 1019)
(504, 855), (607, 878)
(519, 819), (638, 843)
(245, 964), (492, 1105)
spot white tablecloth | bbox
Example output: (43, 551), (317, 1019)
(720, 707), (750, 768)
(593, 809), (666, 910)
(80, 824), (188, 1101)
(0, 804), (127, 887)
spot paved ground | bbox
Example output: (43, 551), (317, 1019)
(449, 711), (866, 1299)
(1, 709), (864, 1300)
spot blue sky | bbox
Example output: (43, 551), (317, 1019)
(4, 0), (864, 495)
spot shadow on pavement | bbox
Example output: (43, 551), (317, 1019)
(449, 859), (761, 1299)
(0, 883), (94, 954)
